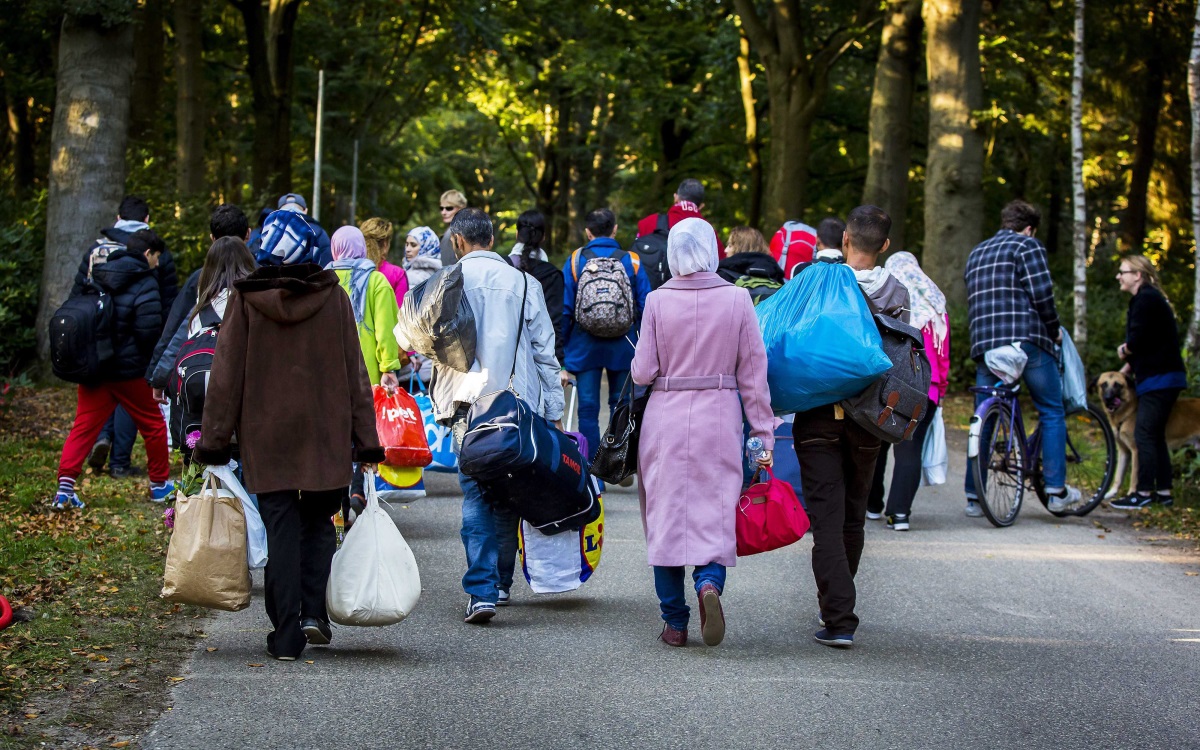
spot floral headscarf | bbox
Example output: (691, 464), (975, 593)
(407, 226), (440, 259)
(885, 251), (948, 348)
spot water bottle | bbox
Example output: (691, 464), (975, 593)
(746, 437), (767, 469)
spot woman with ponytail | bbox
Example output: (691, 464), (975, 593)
(1111, 255), (1187, 510)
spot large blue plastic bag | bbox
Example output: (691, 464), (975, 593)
(756, 262), (891, 414)
(1059, 329), (1087, 414)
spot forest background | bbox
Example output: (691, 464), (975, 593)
(0, 0), (1197, 391)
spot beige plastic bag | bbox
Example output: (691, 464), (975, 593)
(161, 473), (252, 611)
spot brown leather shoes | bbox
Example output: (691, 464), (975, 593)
(660, 623), (687, 647)
(698, 583), (725, 646)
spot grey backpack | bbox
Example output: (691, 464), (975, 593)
(573, 248), (635, 338)
(840, 313), (932, 444)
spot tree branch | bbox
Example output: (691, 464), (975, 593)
(732, 0), (776, 57)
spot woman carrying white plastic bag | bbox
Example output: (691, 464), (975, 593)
(208, 463), (268, 569)
(327, 471), (421, 626)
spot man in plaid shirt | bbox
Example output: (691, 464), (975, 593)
(964, 201), (1080, 515)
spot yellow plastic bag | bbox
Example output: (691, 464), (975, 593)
(161, 473), (251, 611)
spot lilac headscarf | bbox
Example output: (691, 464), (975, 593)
(407, 226), (441, 259)
(331, 226), (368, 261)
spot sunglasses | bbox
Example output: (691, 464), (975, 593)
(1116, 270), (1138, 276)
(440, 206), (457, 211)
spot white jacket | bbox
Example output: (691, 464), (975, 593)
(417, 250), (564, 422)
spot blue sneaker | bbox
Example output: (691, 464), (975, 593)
(464, 599), (496, 624)
(52, 492), (85, 511)
(814, 628), (854, 649)
(150, 481), (176, 504)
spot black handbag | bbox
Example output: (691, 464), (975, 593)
(590, 377), (651, 484)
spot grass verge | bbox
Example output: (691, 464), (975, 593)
(0, 386), (201, 749)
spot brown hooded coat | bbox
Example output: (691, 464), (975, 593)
(195, 264), (384, 493)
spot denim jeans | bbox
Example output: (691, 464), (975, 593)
(652, 563), (726, 629)
(98, 406), (137, 470)
(458, 471), (518, 604)
(573, 368), (629, 462)
(964, 342), (1066, 498)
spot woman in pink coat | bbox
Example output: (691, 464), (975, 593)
(631, 217), (775, 648)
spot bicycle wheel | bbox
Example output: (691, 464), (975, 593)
(972, 401), (1025, 527)
(1034, 403), (1116, 517)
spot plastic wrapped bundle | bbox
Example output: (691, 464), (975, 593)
(394, 264), (477, 373)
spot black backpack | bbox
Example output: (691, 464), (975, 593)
(627, 213), (671, 290)
(49, 281), (117, 384)
(168, 305), (222, 448)
(840, 312), (932, 444)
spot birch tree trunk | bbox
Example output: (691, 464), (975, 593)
(863, 0), (922, 251)
(34, 15), (135, 364)
(921, 0), (984, 305)
(1187, 0), (1200, 352)
(1072, 0), (1088, 351)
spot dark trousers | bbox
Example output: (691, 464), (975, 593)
(256, 488), (343, 657)
(98, 406), (138, 470)
(794, 406), (881, 636)
(1135, 387), (1181, 494)
(867, 401), (937, 517)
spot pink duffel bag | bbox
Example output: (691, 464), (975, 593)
(736, 467), (810, 557)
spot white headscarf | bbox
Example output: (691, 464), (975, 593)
(667, 217), (719, 277)
(884, 251), (948, 349)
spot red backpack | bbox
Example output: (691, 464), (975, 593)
(769, 221), (817, 279)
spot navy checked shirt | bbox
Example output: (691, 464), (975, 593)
(965, 229), (1061, 360)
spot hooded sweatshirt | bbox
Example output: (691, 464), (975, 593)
(854, 266), (911, 324)
(195, 263), (383, 493)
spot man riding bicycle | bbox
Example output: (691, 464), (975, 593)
(965, 200), (1080, 516)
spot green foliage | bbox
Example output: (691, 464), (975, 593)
(0, 194), (46, 375)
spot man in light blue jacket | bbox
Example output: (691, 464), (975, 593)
(426, 208), (564, 623)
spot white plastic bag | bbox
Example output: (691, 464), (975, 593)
(206, 464), (267, 569)
(517, 498), (604, 594)
(326, 471), (421, 626)
(921, 407), (948, 486)
(1059, 329), (1087, 414)
(984, 342), (1028, 384)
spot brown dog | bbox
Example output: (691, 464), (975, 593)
(1094, 371), (1200, 497)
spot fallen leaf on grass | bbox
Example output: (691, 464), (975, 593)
(23, 713), (37, 719)
(111, 742), (130, 748)
(167, 676), (187, 683)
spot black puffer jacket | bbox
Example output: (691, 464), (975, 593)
(89, 249), (163, 381)
(72, 224), (177, 324)
(716, 251), (785, 285)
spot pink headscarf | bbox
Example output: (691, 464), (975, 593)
(331, 226), (368, 261)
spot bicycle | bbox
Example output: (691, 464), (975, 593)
(967, 382), (1116, 527)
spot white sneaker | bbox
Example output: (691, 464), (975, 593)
(1046, 485), (1082, 513)
(497, 589), (511, 606)
(965, 501), (984, 518)
(865, 510), (883, 521)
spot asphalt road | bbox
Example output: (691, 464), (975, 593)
(145, 442), (1200, 750)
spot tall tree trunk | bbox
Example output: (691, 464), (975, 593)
(35, 15), (135, 364)
(1071, 0), (1088, 350)
(921, 0), (984, 305)
(1187, 0), (1200, 352)
(738, 31), (763, 230)
(733, 0), (875, 229)
(236, 0), (302, 198)
(1123, 6), (1166, 253)
(129, 0), (164, 141)
(863, 0), (922, 250)
(175, 0), (205, 195)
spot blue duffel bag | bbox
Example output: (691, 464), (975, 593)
(459, 388), (601, 535)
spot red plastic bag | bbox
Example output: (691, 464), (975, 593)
(374, 385), (432, 468)
(736, 467), (809, 556)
